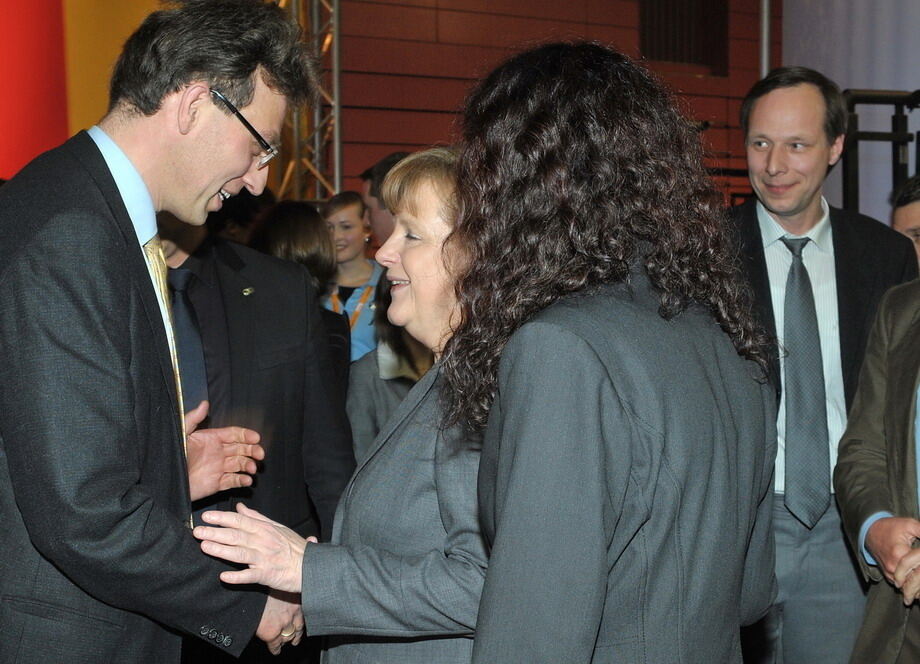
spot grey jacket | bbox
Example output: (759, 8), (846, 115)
(302, 365), (487, 663)
(473, 273), (777, 663)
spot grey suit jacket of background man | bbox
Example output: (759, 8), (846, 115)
(0, 132), (266, 663)
(835, 279), (920, 664)
(473, 273), (777, 663)
(301, 366), (488, 664)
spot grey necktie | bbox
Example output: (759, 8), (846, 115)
(781, 236), (830, 528)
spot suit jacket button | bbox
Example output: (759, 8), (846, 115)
(209, 629), (219, 640)
(199, 625), (210, 636)
(223, 636), (233, 647)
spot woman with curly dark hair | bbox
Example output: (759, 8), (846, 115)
(440, 42), (778, 663)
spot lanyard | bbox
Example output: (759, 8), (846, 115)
(331, 284), (374, 330)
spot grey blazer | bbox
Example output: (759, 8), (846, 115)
(473, 273), (777, 663)
(301, 365), (487, 663)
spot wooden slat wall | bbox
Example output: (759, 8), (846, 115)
(335, 0), (781, 200)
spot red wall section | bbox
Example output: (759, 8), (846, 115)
(0, 1), (69, 179)
(335, 0), (781, 200)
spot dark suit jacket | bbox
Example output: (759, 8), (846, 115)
(731, 199), (918, 409)
(473, 273), (777, 663)
(185, 239), (354, 541)
(0, 132), (265, 664)
(320, 307), (351, 405)
(834, 280), (920, 664)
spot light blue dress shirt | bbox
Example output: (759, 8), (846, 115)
(87, 126), (157, 246)
(87, 125), (169, 331)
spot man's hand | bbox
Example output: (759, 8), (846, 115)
(185, 401), (264, 501)
(256, 590), (305, 655)
(866, 516), (920, 585)
(194, 503), (314, 593)
(895, 547), (920, 605)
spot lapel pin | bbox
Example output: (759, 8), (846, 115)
(242, 287), (255, 296)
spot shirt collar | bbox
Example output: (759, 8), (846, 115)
(756, 197), (832, 253)
(87, 125), (157, 247)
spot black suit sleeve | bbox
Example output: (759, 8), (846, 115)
(301, 275), (355, 540)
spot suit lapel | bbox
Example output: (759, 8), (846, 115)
(350, 364), (441, 480)
(69, 132), (181, 433)
(830, 209), (870, 408)
(213, 243), (255, 420)
(735, 200), (781, 393)
(891, 303), (920, 514)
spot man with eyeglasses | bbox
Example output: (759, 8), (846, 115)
(0, 2), (328, 662)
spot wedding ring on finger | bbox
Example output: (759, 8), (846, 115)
(281, 629), (296, 638)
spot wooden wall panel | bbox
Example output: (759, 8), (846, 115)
(437, 11), (586, 48)
(587, 0), (640, 28)
(334, 0), (781, 200)
(438, 0), (587, 22)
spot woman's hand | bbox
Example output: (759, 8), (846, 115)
(193, 503), (315, 593)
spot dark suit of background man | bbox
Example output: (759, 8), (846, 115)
(157, 215), (355, 663)
(734, 67), (918, 664)
(835, 279), (920, 664)
(0, 1), (321, 661)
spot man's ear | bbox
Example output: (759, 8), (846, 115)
(176, 82), (212, 136)
(828, 133), (845, 167)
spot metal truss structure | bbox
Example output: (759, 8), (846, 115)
(275, 0), (341, 201)
(841, 89), (920, 212)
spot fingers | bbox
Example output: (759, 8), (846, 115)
(184, 400), (210, 434)
(220, 451), (259, 475)
(902, 569), (920, 605)
(217, 472), (254, 492)
(218, 567), (267, 586)
(237, 502), (275, 524)
(894, 547), (920, 594)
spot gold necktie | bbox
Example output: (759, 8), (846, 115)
(142, 236), (189, 461)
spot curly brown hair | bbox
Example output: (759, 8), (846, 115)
(440, 42), (770, 432)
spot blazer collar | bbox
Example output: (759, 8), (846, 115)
(69, 132), (182, 440)
(351, 363), (442, 479)
(735, 199), (781, 392)
(892, 299), (920, 511)
(830, 206), (871, 406)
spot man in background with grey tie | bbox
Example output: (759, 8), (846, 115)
(731, 66), (917, 663)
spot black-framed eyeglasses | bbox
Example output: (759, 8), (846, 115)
(209, 88), (278, 168)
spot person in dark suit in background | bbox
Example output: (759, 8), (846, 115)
(159, 213), (354, 663)
(835, 280), (920, 664)
(444, 42), (777, 663)
(0, 1), (318, 661)
(250, 200), (351, 400)
(732, 67), (918, 664)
